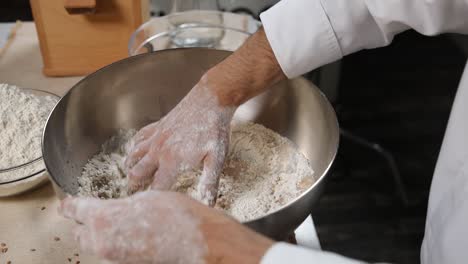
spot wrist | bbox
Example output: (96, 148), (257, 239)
(202, 66), (250, 107)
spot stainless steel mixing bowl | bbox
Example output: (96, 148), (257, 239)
(42, 48), (339, 240)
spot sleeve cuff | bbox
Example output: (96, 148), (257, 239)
(261, 242), (367, 264)
(260, 0), (342, 78)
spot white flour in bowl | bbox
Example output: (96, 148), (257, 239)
(78, 122), (316, 222)
(0, 84), (57, 182)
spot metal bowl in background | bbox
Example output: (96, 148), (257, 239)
(128, 10), (260, 55)
(42, 48), (339, 240)
(0, 88), (60, 197)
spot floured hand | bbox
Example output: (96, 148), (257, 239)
(125, 76), (235, 206)
(59, 191), (273, 264)
(125, 27), (285, 206)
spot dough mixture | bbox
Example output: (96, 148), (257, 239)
(78, 122), (316, 222)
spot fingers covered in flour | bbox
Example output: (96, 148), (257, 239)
(121, 81), (234, 203)
(196, 148), (226, 206)
(133, 122), (159, 145)
(124, 140), (151, 170)
(73, 225), (96, 254)
(76, 225), (119, 261)
(151, 161), (179, 190)
(59, 196), (102, 225)
(124, 122), (159, 169)
(60, 190), (230, 264)
(127, 154), (159, 194)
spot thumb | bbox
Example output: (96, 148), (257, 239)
(196, 150), (225, 207)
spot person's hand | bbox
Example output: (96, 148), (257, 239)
(125, 77), (236, 206)
(125, 28), (285, 206)
(59, 191), (274, 264)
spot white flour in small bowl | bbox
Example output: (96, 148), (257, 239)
(78, 122), (316, 222)
(0, 84), (58, 183)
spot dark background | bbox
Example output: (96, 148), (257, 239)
(313, 31), (466, 264)
(2, 1), (467, 263)
(0, 1), (33, 22)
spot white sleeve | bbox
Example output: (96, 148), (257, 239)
(260, 243), (366, 264)
(260, 0), (468, 78)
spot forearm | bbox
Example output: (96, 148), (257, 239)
(202, 220), (274, 264)
(204, 27), (286, 107)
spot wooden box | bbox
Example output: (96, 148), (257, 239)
(30, 0), (149, 76)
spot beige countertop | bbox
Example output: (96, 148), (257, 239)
(0, 22), (98, 264)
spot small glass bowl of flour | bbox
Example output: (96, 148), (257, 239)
(0, 84), (59, 197)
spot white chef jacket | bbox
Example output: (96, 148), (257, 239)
(259, 0), (468, 263)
